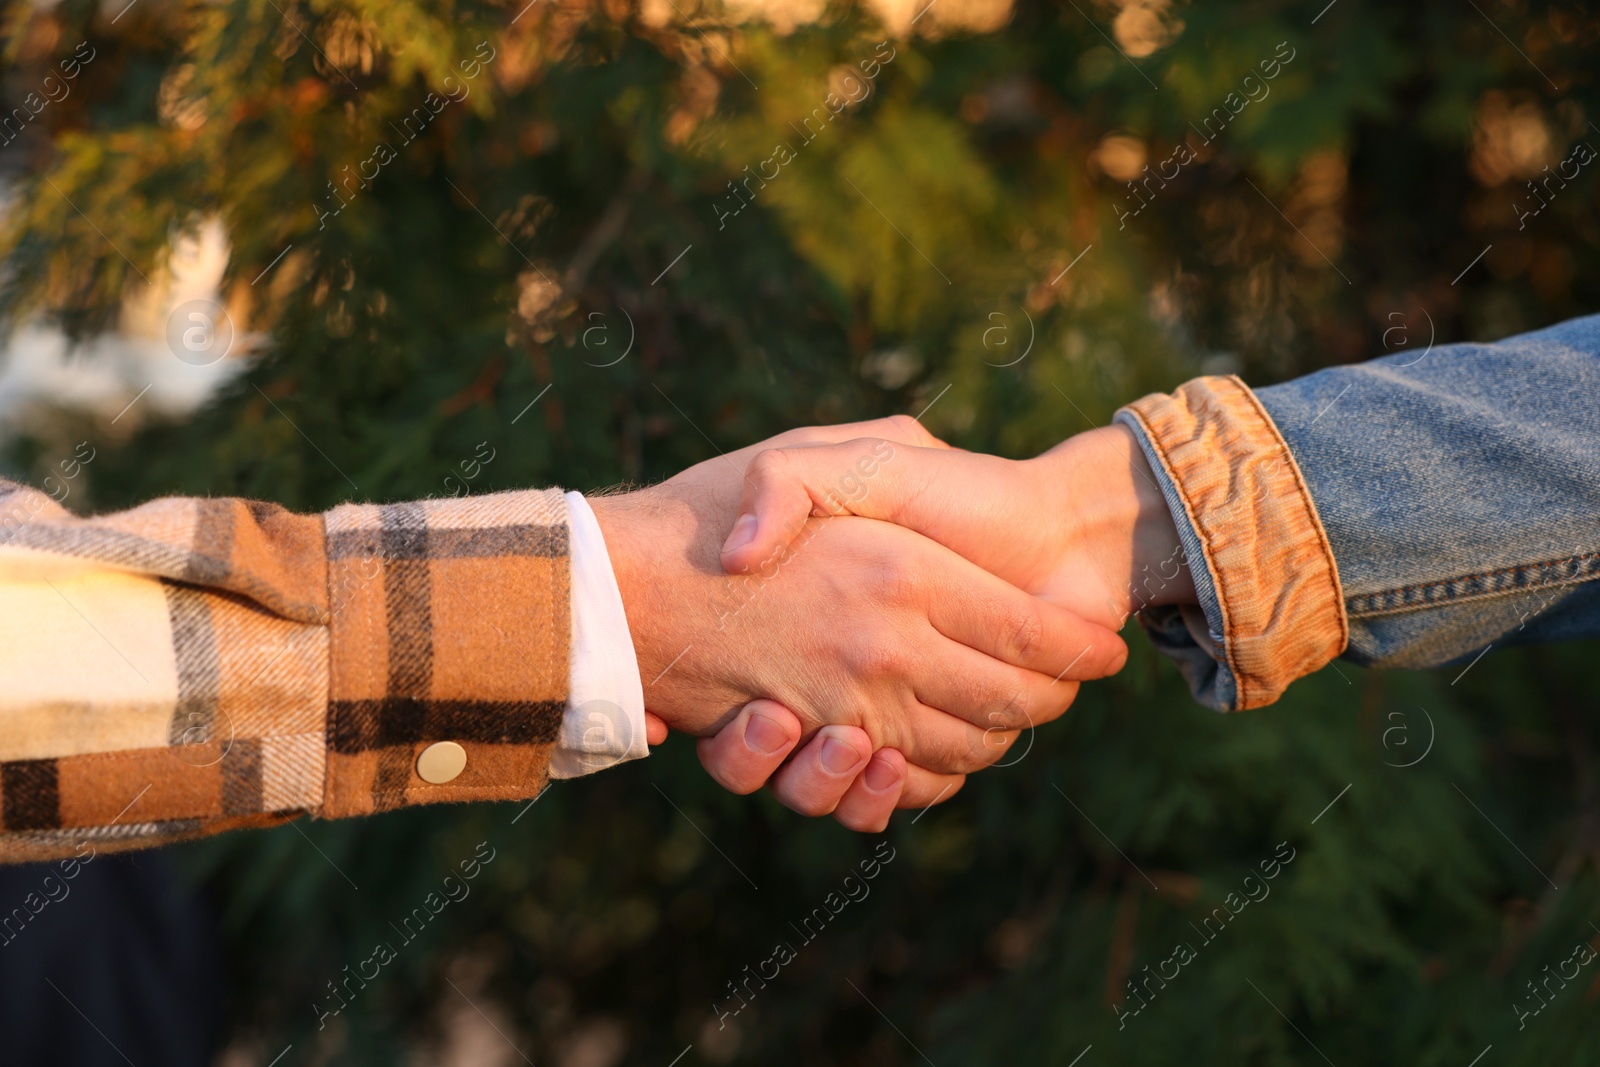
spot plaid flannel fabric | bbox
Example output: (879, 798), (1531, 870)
(0, 480), (569, 864)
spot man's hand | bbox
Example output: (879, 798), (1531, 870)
(695, 701), (918, 832)
(717, 424), (1196, 630)
(590, 416), (1129, 827)
(591, 494), (1125, 764)
(671, 424), (1192, 831)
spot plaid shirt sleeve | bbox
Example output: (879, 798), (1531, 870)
(0, 480), (570, 864)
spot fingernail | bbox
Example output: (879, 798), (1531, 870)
(863, 755), (900, 792)
(820, 736), (863, 774)
(743, 711), (790, 755)
(724, 513), (758, 555)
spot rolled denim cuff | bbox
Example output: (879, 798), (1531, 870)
(1113, 375), (1348, 710)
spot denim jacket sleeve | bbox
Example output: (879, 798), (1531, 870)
(1113, 312), (1600, 711)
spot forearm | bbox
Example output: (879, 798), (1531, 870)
(1253, 314), (1600, 668)
(1110, 312), (1600, 709)
(0, 481), (578, 862)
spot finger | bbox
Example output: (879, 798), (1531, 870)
(695, 700), (802, 795)
(909, 638), (1080, 732)
(881, 698), (1026, 775)
(771, 414), (953, 452)
(722, 439), (955, 574)
(922, 556), (1128, 679)
(645, 711), (669, 746)
(831, 749), (907, 832)
(769, 725), (872, 817)
(898, 763), (966, 809)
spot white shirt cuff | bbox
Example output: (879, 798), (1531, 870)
(550, 491), (649, 779)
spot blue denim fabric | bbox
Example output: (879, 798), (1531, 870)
(1120, 312), (1600, 709)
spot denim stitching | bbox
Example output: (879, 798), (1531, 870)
(1346, 550), (1600, 618)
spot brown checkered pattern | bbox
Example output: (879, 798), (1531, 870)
(0, 480), (569, 863)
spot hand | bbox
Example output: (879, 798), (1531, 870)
(717, 424), (1196, 631)
(632, 418), (973, 825)
(676, 424), (1183, 832)
(644, 702), (918, 832)
(591, 416), (1129, 818)
(594, 495), (1124, 765)
(699, 702), (919, 832)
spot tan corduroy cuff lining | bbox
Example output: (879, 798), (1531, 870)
(1119, 375), (1347, 709)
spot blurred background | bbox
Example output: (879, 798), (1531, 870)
(2, 0), (1599, 1062)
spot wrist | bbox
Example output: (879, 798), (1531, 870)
(586, 485), (757, 736)
(586, 490), (685, 712)
(1027, 424), (1195, 625)
(1122, 426), (1197, 613)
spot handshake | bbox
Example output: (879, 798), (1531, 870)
(588, 414), (1198, 832)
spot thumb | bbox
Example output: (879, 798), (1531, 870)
(720, 438), (947, 574)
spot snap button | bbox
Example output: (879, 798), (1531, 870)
(416, 741), (467, 784)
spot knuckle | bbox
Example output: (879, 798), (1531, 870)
(924, 731), (984, 775)
(986, 688), (1032, 730)
(970, 727), (1021, 768)
(701, 750), (760, 795)
(866, 556), (920, 603)
(849, 640), (912, 682)
(700, 759), (739, 792)
(834, 807), (886, 833)
(953, 742), (998, 774)
(1003, 605), (1045, 665)
(747, 447), (791, 484)
(789, 793), (837, 818)
(882, 413), (929, 444)
(720, 772), (764, 796)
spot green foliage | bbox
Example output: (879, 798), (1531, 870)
(4, 0), (1600, 1062)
